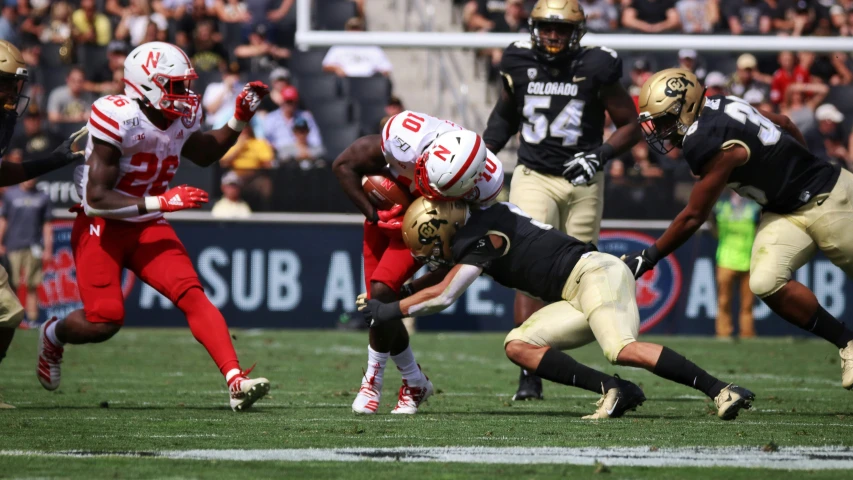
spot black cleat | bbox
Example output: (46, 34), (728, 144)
(512, 369), (543, 401)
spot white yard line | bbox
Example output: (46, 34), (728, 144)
(2, 446), (853, 469)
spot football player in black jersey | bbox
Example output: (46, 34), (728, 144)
(483, 0), (641, 400)
(359, 198), (754, 420)
(0, 40), (86, 409)
(625, 67), (853, 389)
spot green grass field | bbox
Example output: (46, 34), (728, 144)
(1, 329), (852, 479)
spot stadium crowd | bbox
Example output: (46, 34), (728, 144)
(0, 0), (851, 216)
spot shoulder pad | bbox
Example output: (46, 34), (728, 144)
(511, 40), (533, 50)
(88, 96), (139, 149)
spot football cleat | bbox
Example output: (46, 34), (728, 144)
(840, 341), (853, 389)
(391, 377), (434, 414)
(37, 317), (63, 391)
(512, 368), (543, 401)
(714, 384), (754, 420)
(228, 366), (270, 412)
(0, 401), (13, 409)
(582, 376), (646, 420)
(352, 365), (382, 414)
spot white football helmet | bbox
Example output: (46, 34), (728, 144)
(415, 130), (487, 200)
(123, 41), (200, 120)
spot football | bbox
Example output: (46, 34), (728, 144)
(362, 172), (414, 211)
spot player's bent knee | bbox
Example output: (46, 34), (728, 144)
(370, 281), (397, 302)
(749, 270), (786, 298)
(602, 340), (633, 365)
(90, 298), (125, 324)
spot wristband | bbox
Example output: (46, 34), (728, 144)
(144, 196), (161, 213)
(377, 301), (404, 323)
(646, 243), (662, 264)
(227, 117), (247, 132)
(596, 143), (616, 163)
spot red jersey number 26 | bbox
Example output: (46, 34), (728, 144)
(115, 152), (179, 197)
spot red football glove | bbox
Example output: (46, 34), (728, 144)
(155, 185), (209, 212)
(376, 204), (405, 235)
(234, 81), (270, 122)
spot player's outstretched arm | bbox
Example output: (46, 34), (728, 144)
(0, 127), (87, 187)
(483, 80), (520, 153)
(182, 81), (270, 167)
(85, 139), (208, 218)
(623, 147), (744, 278)
(332, 134), (388, 222)
(358, 263), (483, 327)
(758, 108), (807, 147)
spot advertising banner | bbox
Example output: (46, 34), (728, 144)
(24, 218), (846, 337)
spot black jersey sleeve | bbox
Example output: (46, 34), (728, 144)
(589, 47), (623, 86)
(456, 235), (506, 268)
(681, 115), (726, 176)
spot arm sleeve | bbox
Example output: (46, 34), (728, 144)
(593, 47), (624, 86)
(483, 77), (520, 152)
(406, 264), (483, 317)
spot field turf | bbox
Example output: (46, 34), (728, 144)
(1, 329), (852, 478)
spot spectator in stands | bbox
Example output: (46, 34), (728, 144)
(710, 190), (759, 340)
(322, 18), (393, 78)
(23, 1), (72, 46)
(72, 0), (112, 46)
(831, 1), (852, 35)
(262, 86), (324, 161)
(279, 116), (327, 169)
(212, 171), (252, 219)
(676, 49), (707, 81)
(790, 0), (817, 36)
(47, 66), (96, 125)
(0, 7), (18, 44)
(676, 0), (719, 33)
(10, 106), (59, 158)
(381, 96), (405, 125)
(0, 175), (53, 326)
(106, 0), (131, 17)
(220, 124), (275, 209)
(704, 71), (729, 96)
(806, 103), (850, 166)
(174, 0), (220, 49)
(463, 0), (497, 31)
(265, 67), (292, 109)
(234, 24), (291, 73)
(491, 0), (529, 33)
(780, 81), (828, 133)
(188, 20), (229, 73)
(621, 0), (681, 33)
(217, 0), (251, 24)
(726, 0), (772, 34)
(808, 51), (853, 85)
(769, 51), (810, 104)
(580, 0), (619, 32)
(629, 58), (653, 100)
(728, 54), (772, 99)
(84, 40), (128, 95)
(115, 0), (169, 47)
(203, 62), (242, 129)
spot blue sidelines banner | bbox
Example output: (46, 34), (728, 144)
(27, 219), (848, 336)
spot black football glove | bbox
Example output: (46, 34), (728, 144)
(561, 144), (614, 186)
(621, 245), (662, 279)
(53, 126), (88, 164)
(359, 299), (404, 328)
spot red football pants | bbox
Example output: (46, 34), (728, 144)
(362, 221), (420, 298)
(72, 214), (240, 376)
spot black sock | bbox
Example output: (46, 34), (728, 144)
(806, 306), (853, 348)
(534, 349), (614, 394)
(653, 347), (727, 399)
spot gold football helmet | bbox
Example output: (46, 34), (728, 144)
(0, 40), (28, 156)
(637, 68), (705, 154)
(529, 0), (586, 58)
(401, 198), (470, 267)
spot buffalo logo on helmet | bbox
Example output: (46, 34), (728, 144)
(598, 231), (682, 333)
(417, 216), (448, 245)
(664, 75), (695, 98)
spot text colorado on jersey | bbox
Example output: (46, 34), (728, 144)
(526, 82), (579, 96)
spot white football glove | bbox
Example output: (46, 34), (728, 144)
(562, 151), (602, 186)
(355, 292), (367, 310)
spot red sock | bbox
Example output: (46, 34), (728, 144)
(176, 287), (240, 377)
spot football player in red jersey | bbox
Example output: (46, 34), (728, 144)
(36, 42), (272, 411)
(334, 113), (503, 414)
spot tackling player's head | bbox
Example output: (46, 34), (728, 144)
(529, 0), (586, 60)
(123, 41), (200, 121)
(637, 68), (705, 154)
(402, 198), (469, 268)
(0, 40), (28, 157)
(415, 130), (487, 201)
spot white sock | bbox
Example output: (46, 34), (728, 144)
(391, 345), (427, 386)
(45, 320), (64, 346)
(225, 368), (241, 383)
(362, 345), (389, 388)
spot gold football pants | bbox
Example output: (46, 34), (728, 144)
(0, 264), (25, 328)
